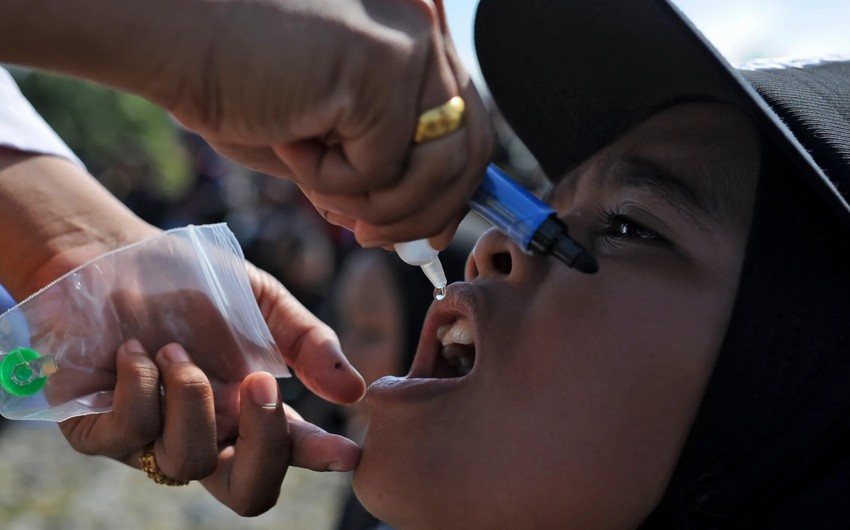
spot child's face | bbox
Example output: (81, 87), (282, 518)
(353, 103), (760, 529)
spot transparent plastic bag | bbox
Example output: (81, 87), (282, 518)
(0, 224), (289, 421)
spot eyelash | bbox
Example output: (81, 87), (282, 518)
(597, 207), (669, 246)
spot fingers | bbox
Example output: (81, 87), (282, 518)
(60, 337), (357, 518)
(288, 418), (361, 472)
(207, 140), (295, 179)
(361, 84), (492, 246)
(302, 158), (474, 245)
(201, 372), (290, 516)
(148, 343), (218, 481)
(277, 3), (492, 247)
(410, 2), (459, 122)
(272, 130), (408, 198)
(200, 374), (360, 516)
(246, 263), (366, 405)
(59, 339), (161, 459)
(271, 1), (451, 197)
(59, 340), (220, 486)
(319, 78), (491, 246)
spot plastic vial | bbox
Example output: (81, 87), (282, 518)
(395, 239), (448, 300)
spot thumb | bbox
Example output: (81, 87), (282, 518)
(288, 417), (362, 472)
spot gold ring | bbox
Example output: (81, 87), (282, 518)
(413, 96), (466, 144)
(139, 451), (189, 486)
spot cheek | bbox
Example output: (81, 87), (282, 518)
(474, 278), (738, 524)
(354, 269), (740, 529)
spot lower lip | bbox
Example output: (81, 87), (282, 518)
(366, 375), (466, 404)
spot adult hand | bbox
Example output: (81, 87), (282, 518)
(0, 151), (364, 515)
(59, 266), (363, 516)
(178, 0), (494, 250)
(1, 0), (494, 250)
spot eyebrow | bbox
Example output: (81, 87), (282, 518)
(598, 153), (719, 229)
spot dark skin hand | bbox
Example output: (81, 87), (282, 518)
(0, 0), (493, 250)
(0, 150), (365, 515)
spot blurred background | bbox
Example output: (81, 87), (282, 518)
(2, 0), (850, 528)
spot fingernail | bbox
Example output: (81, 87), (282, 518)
(162, 343), (191, 363)
(123, 338), (146, 355)
(251, 374), (279, 407)
(328, 439), (361, 471)
(329, 462), (350, 472)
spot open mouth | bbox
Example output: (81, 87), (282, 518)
(432, 318), (476, 378)
(401, 283), (481, 383)
(365, 285), (481, 403)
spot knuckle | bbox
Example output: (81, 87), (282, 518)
(360, 2), (435, 69)
(351, 204), (392, 225)
(403, 0), (439, 30)
(167, 447), (217, 480)
(164, 366), (210, 394)
(131, 369), (162, 400)
(293, 424), (326, 459)
(59, 420), (98, 455)
(116, 419), (158, 449)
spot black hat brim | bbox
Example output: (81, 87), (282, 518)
(473, 0), (850, 226)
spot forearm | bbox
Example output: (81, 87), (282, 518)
(0, 0), (216, 108)
(0, 148), (158, 301)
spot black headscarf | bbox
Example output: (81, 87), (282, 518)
(640, 61), (850, 528)
(642, 126), (850, 529)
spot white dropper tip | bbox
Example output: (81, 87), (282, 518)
(394, 239), (447, 290)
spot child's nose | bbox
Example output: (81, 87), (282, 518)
(466, 227), (540, 281)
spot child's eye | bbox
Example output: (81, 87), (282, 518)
(612, 216), (660, 240)
(598, 209), (668, 246)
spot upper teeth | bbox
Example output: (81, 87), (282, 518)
(438, 319), (474, 346)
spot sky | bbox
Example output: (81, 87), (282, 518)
(444, 0), (850, 90)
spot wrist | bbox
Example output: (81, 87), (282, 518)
(0, 150), (159, 301)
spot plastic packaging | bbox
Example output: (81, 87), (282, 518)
(394, 239), (447, 290)
(0, 224), (289, 422)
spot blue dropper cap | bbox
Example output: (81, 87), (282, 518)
(469, 165), (597, 273)
(395, 164), (597, 290)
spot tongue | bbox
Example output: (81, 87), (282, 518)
(436, 344), (475, 378)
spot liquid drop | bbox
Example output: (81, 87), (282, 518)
(434, 286), (447, 301)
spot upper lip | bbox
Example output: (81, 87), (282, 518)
(407, 281), (480, 379)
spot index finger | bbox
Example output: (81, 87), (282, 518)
(59, 339), (161, 460)
(246, 263), (366, 405)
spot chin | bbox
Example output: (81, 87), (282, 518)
(351, 420), (415, 528)
(353, 425), (510, 530)
(352, 422), (458, 530)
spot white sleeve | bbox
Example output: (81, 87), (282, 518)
(0, 66), (85, 169)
